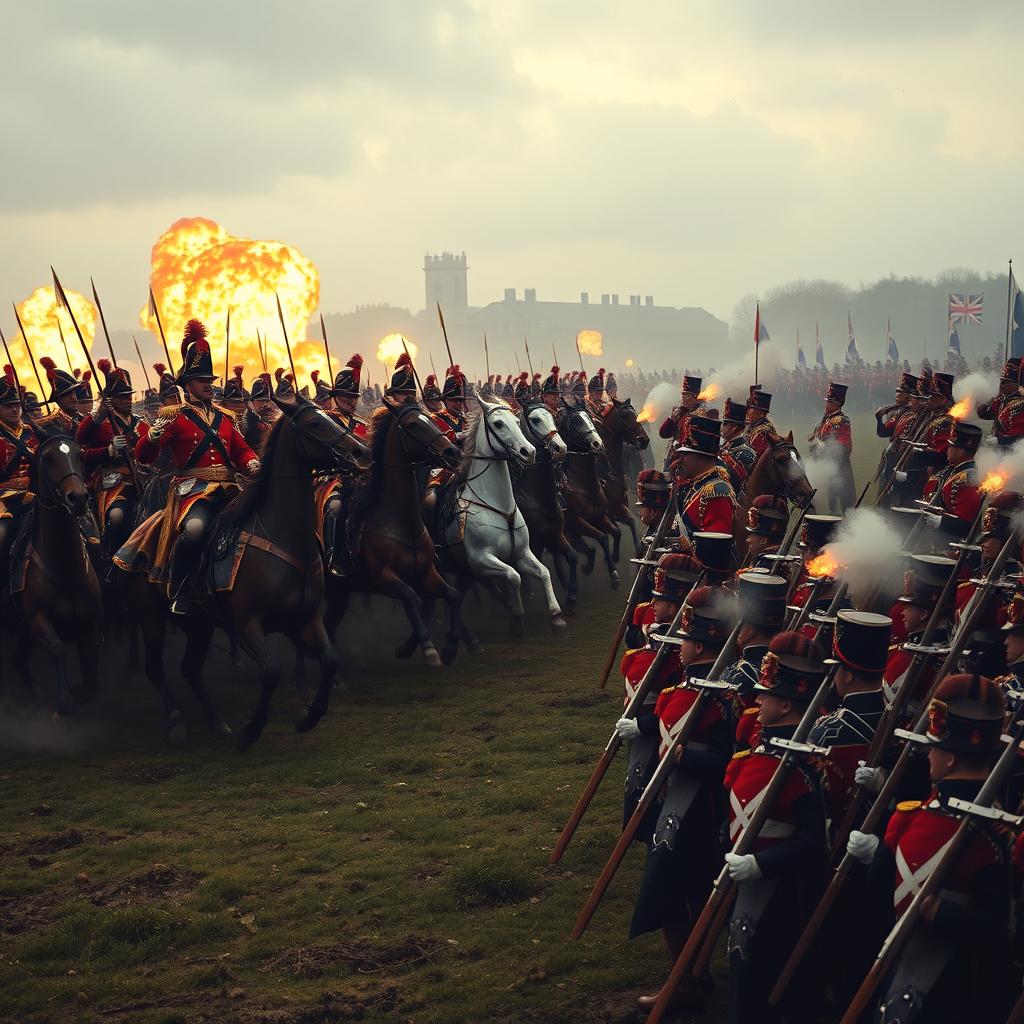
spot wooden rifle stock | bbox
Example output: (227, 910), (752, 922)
(769, 519), (1017, 1006)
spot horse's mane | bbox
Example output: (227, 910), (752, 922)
(220, 415), (286, 526)
(361, 405), (395, 508)
(448, 405), (481, 493)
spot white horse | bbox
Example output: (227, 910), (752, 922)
(440, 395), (567, 635)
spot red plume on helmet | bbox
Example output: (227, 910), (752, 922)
(233, 365), (244, 382)
(274, 367), (285, 383)
(347, 353), (362, 387)
(39, 356), (58, 381)
(395, 352), (412, 370)
(153, 362), (166, 376)
(97, 357), (113, 375)
(181, 318), (208, 352)
(73, 368), (81, 380)
(311, 370), (320, 384)
(3, 365), (14, 385)
(82, 369), (91, 384)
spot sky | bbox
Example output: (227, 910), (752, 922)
(2, 0), (1022, 335)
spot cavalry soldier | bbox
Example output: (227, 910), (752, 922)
(740, 494), (789, 572)
(809, 381), (855, 512)
(744, 389), (777, 458)
(511, 372), (532, 411)
(386, 352), (418, 406)
(274, 367), (295, 402)
(23, 392), (43, 425)
(977, 357), (1021, 441)
(919, 421), (983, 540)
(624, 583), (736, 1013)
(422, 373), (443, 414)
(0, 366), (39, 582)
(38, 357), (84, 434)
(75, 369), (94, 420)
(586, 368), (607, 419)
(721, 572), (789, 753)
(77, 359), (149, 559)
(567, 371), (587, 409)
(606, 372), (618, 400)
(673, 414), (736, 541)
(846, 674), (1013, 1023)
(129, 319), (260, 615)
(540, 366), (561, 417)
(723, 631), (828, 1020)
(994, 361), (1024, 446)
(430, 365), (469, 444)
(658, 374), (704, 453)
(220, 366), (248, 420)
(311, 370), (331, 408)
(142, 386), (161, 424)
(719, 397), (757, 492)
(319, 354), (369, 576)
(500, 374), (515, 403)
(529, 372), (542, 399)
(243, 372), (276, 453)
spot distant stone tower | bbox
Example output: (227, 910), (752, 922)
(424, 251), (468, 310)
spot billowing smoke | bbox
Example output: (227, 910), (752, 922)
(637, 381), (677, 425)
(951, 372), (999, 424)
(976, 438), (1024, 491)
(804, 449), (842, 502)
(822, 507), (906, 608)
(706, 339), (784, 404)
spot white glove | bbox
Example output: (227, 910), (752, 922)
(854, 761), (885, 792)
(847, 830), (879, 864)
(894, 471), (908, 483)
(724, 852), (762, 882)
(148, 415), (171, 440)
(246, 458), (261, 475)
(922, 511), (942, 530)
(614, 717), (641, 741)
(111, 435), (129, 451)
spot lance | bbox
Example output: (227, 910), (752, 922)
(436, 302), (455, 368)
(524, 337), (535, 377)
(274, 291), (298, 393)
(148, 287), (174, 375)
(52, 268), (142, 491)
(0, 324), (25, 410)
(256, 329), (267, 372)
(575, 334), (586, 375)
(133, 337), (153, 392)
(57, 317), (73, 371)
(224, 307), (231, 384)
(319, 314), (334, 383)
(552, 342), (558, 365)
(90, 278), (119, 367)
(430, 352), (438, 380)
(12, 303), (51, 410)
(515, 351), (521, 373)
(484, 333), (490, 381)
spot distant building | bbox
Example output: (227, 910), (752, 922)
(320, 252), (728, 374)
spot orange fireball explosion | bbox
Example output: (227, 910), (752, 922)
(10, 287), (97, 395)
(140, 217), (321, 388)
(806, 550), (844, 578)
(980, 469), (1009, 494)
(697, 383), (721, 401)
(376, 333), (419, 371)
(637, 402), (657, 424)
(576, 329), (603, 357)
(948, 398), (971, 420)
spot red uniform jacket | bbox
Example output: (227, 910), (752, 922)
(745, 418), (778, 458)
(0, 421), (39, 496)
(921, 460), (982, 528)
(330, 410), (368, 440)
(135, 403), (257, 474)
(996, 392), (1024, 446)
(677, 466), (735, 538)
(921, 408), (953, 461)
(653, 681), (729, 758)
(77, 411), (149, 474)
(621, 640), (679, 709)
(430, 409), (464, 444)
(811, 411), (852, 454)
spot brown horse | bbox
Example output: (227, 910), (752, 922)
(9, 431), (102, 721)
(593, 398), (649, 552)
(326, 399), (468, 667)
(560, 405), (622, 589)
(124, 396), (372, 748)
(733, 430), (815, 563)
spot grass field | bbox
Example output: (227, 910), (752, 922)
(0, 413), (885, 1024)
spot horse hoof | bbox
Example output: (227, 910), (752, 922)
(466, 639), (485, 655)
(610, 574), (621, 591)
(509, 616), (525, 638)
(394, 641), (417, 660)
(423, 647), (442, 669)
(295, 708), (324, 734)
(582, 562), (595, 577)
(440, 643), (459, 666)
(551, 614), (568, 630)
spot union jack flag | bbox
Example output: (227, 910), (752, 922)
(947, 293), (984, 327)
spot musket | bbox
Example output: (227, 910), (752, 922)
(57, 317), (73, 371)
(597, 478), (680, 690)
(575, 334), (586, 375)
(90, 278), (119, 367)
(436, 302), (455, 368)
(224, 307), (231, 384)
(148, 287), (174, 375)
(871, 404), (922, 484)
(769, 513), (1018, 1007)
(838, 713), (1024, 1024)
(319, 314), (333, 382)
(645, 585), (849, 1024)
(484, 334), (490, 381)
(12, 304), (51, 410)
(570, 615), (741, 936)
(52, 268), (143, 493)
(274, 291), (298, 390)
(430, 353), (438, 380)
(256, 329), (267, 372)
(877, 408), (933, 500)
(133, 338), (153, 392)
(524, 337), (534, 377)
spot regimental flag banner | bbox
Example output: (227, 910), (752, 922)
(754, 303), (770, 347)
(948, 318), (962, 356)
(948, 292), (984, 327)
(887, 319), (899, 363)
(846, 313), (861, 363)
(796, 329), (806, 368)
(1010, 270), (1024, 360)
(815, 322), (825, 368)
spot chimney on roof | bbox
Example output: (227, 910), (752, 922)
(601, 294), (609, 305)
(645, 295), (654, 307)
(504, 288), (516, 302)
(612, 294), (619, 305)
(524, 288), (536, 302)
(580, 292), (588, 305)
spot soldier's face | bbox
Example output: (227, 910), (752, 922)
(680, 393), (698, 411)
(111, 395), (132, 415)
(756, 692), (792, 726)
(926, 746), (956, 782)
(676, 637), (704, 666)
(745, 407), (762, 424)
(825, 401), (841, 415)
(651, 598), (676, 623)
(253, 399), (272, 415)
(721, 422), (741, 441)
(946, 443), (969, 466)
(188, 379), (214, 403)
(77, 398), (93, 416)
(1000, 379), (1015, 395)
(336, 395), (357, 415)
(58, 394), (78, 415)
(0, 403), (21, 427)
(1004, 631), (1024, 665)
(981, 536), (1001, 562)
(425, 398), (442, 412)
(446, 398), (466, 416)
(903, 604), (928, 632)
(638, 506), (660, 526)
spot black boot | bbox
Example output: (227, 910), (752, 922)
(323, 508), (342, 577)
(168, 540), (200, 616)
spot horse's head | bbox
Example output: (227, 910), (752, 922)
(477, 396), (535, 466)
(388, 399), (461, 470)
(607, 398), (650, 451)
(32, 431), (89, 518)
(278, 394), (373, 472)
(521, 400), (567, 462)
(562, 406), (605, 456)
(768, 431), (815, 506)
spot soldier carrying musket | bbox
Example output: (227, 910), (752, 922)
(0, 365), (40, 591)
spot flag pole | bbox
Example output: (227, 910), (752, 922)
(754, 301), (760, 385)
(1005, 258), (1014, 363)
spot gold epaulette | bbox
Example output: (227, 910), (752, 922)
(731, 748), (751, 760)
(213, 403), (236, 421)
(741, 706), (758, 717)
(660, 685), (676, 694)
(158, 402), (183, 419)
(896, 800), (921, 813)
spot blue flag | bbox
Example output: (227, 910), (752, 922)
(1011, 270), (1024, 360)
(796, 330), (806, 368)
(815, 323), (825, 368)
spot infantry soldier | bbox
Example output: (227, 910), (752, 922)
(0, 366), (39, 584)
(128, 320), (260, 614)
(740, 494), (789, 572)
(809, 381), (855, 512)
(994, 360), (1024, 446)
(719, 397), (757, 492)
(744, 389), (777, 458)
(787, 514), (843, 613)
(919, 421), (983, 540)
(977, 357), (1021, 442)
(673, 414), (736, 541)
(658, 375), (704, 455)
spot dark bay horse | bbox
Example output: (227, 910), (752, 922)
(125, 396), (371, 748)
(593, 398), (649, 552)
(327, 399), (468, 667)
(559, 405), (622, 589)
(513, 400), (579, 612)
(9, 431), (102, 722)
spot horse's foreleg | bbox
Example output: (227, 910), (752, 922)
(378, 568), (441, 668)
(622, 511), (641, 553)
(294, 616), (340, 734)
(233, 624), (280, 749)
(601, 517), (623, 565)
(513, 542), (567, 630)
(421, 568), (463, 665)
(180, 618), (230, 737)
(470, 551), (525, 637)
(554, 533), (580, 613)
(31, 616), (74, 720)
(137, 593), (186, 741)
(74, 622), (101, 706)
(594, 526), (621, 590)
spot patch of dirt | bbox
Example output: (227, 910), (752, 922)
(237, 983), (401, 1023)
(0, 828), (126, 859)
(0, 888), (65, 934)
(544, 692), (608, 710)
(125, 761), (201, 784)
(89, 863), (200, 909)
(261, 935), (441, 979)
(489, 992), (640, 1024)
(410, 860), (448, 886)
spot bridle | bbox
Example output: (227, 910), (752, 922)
(33, 433), (85, 513)
(767, 438), (808, 500)
(471, 401), (531, 465)
(276, 398), (369, 474)
(385, 399), (457, 467)
(561, 405), (603, 456)
(520, 402), (562, 460)
(606, 399), (646, 450)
